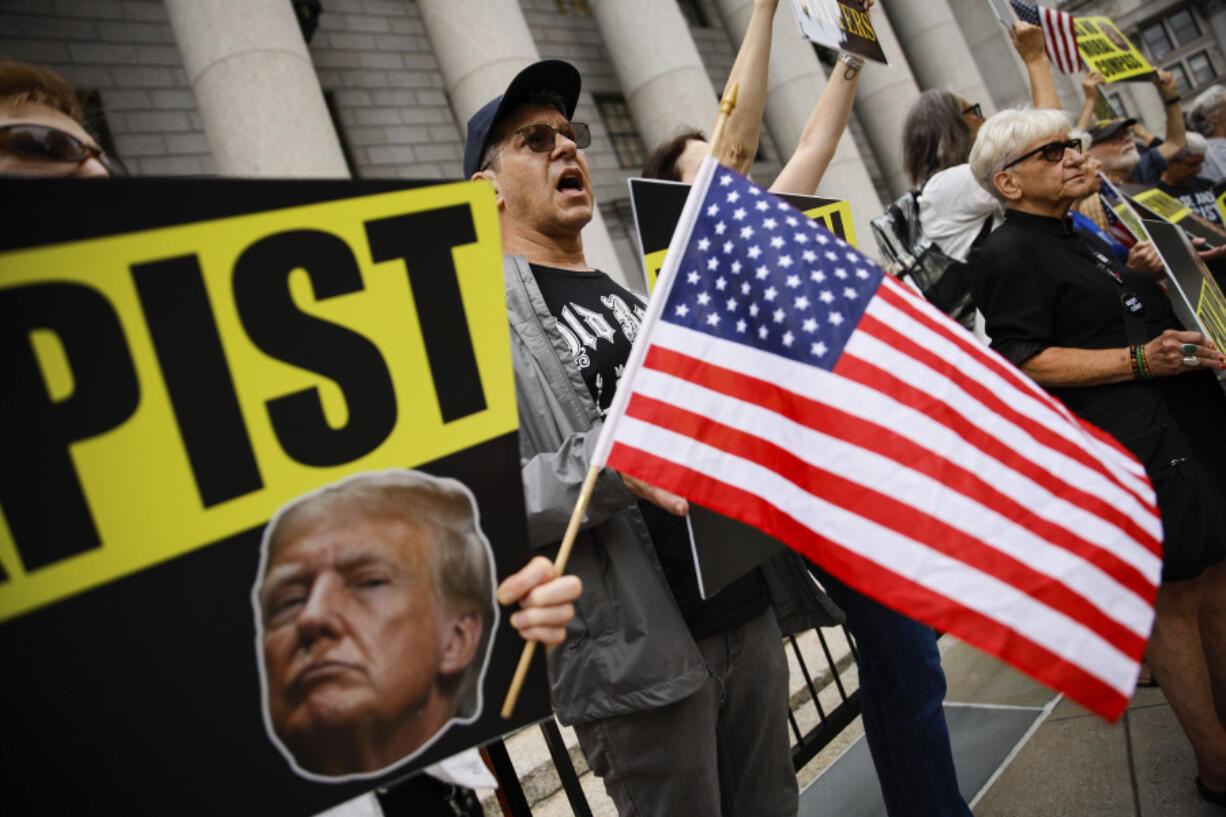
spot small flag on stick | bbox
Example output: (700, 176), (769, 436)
(591, 156), (1161, 721)
(1011, 0), (1085, 74)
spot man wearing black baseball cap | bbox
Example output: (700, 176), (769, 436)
(468, 60), (814, 816)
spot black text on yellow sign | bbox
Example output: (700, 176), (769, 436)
(797, 0), (877, 42)
(1133, 188), (1192, 223)
(1074, 16), (1153, 82)
(1193, 265), (1226, 356)
(642, 199), (856, 291)
(0, 181), (514, 622)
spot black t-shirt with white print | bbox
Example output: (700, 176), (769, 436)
(530, 264), (768, 640)
(529, 265), (645, 417)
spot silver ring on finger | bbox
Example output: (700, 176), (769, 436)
(1182, 355), (1201, 367)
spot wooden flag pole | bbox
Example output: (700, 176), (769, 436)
(707, 81), (739, 164)
(501, 464), (601, 719)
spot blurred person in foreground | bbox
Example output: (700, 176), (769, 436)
(970, 107), (1226, 809)
(0, 60), (122, 178)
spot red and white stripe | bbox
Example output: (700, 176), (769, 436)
(602, 274), (1160, 721)
(1042, 5), (1084, 74)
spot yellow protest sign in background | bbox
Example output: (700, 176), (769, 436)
(1075, 16), (1154, 82)
(0, 181), (513, 622)
(1133, 188), (1193, 223)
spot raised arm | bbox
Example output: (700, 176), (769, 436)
(768, 0), (873, 194)
(769, 49), (862, 194)
(1076, 70), (1105, 131)
(1011, 21), (1061, 110)
(1153, 69), (1187, 160)
(709, 0), (780, 175)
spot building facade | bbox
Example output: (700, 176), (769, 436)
(2, 0), (1218, 285)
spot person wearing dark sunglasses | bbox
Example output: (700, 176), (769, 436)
(464, 60), (827, 817)
(972, 107), (1226, 810)
(0, 60), (117, 178)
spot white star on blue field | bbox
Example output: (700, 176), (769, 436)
(664, 169), (883, 371)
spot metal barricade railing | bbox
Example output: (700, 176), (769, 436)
(787, 625), (862, 771)
(475, 623), (863, 817)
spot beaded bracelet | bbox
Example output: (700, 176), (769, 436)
(1137, 344), (1152, 380)
(1129, 345), (1141, 380)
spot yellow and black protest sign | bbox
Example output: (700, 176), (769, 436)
(1145, 219), (1226, 373)
(1133, 188), (1193, 223)
(1216, 185), (1226, 227)
(629, 177), (855, 291)
(789, 0), (887, 65)
(0, 177), (555, 814)
(0, 181), (516, 623)
(1075, 16), (1154, 82)
(1122, 181), (1226, 249)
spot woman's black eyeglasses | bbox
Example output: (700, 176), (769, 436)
(514, 122), (592, 153)
(1002, 138), (1083, 170)
(0, 123), (127, 176)
(962, 102), (983, 119)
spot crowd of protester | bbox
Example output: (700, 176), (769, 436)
(3, 0), (1226, 813)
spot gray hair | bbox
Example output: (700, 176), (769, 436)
(1187, 86), (1226, 136)
(969, 107), (1073, 203)
(264, 469), (496, 721)
(1176, 131), (1208, 161)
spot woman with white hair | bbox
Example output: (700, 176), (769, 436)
(969, 107), (1226, 808)
(1187, 85), (1226, 183)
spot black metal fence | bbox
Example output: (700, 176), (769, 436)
(481, 624), (862, 816)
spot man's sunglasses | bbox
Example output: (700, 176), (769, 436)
(515, 122), (592, 153)
(962, 102), (983, 119)
(1002, 138), (1082, 170)
(0, 123), (127, 176)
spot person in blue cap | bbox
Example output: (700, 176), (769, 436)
(466, 59), (836, 817)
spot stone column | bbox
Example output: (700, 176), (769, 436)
(164, 0), (348, 176)
(947, 0), (1030, 110)
(710, 0), (883, 245)
(589, 0), (718, 150)
(418, 0), (628, 286)
(845, 8), (922, 198)
(884, 0), (995, 114)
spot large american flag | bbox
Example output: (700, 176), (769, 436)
(1011, 0), (1085, 74)
(593, 157), (1161, 721)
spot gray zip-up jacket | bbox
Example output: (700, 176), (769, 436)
(504, 255), (841, 725)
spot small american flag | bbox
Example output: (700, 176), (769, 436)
(593, 157), (1161, 721)
(1011, 0), (1085, 74)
